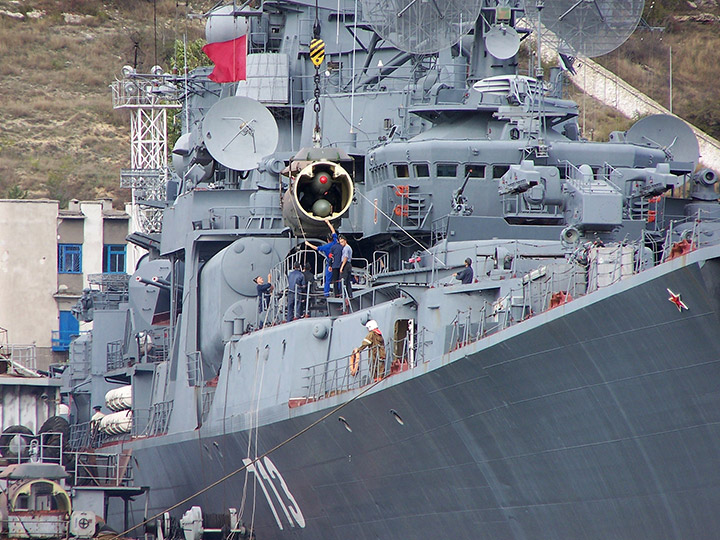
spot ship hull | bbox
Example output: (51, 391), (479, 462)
(119, 253), (720, 540)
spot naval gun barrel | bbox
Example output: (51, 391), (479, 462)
(136, 275), (171, 291)
(282, 160), (354, 235)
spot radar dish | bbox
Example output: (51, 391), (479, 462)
(525, 0), (644, 58)
(626, 114), (699, 170)
(360, 0), (483, 55)
(205, 5), (249, 44)
(202, 96), (279, 171)
(485, 25), (520, 60)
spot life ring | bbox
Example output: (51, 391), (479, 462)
(350, 351), (359, 376)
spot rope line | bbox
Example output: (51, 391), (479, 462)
(109, 377), (384, 540)
(354, 190), (445, 267)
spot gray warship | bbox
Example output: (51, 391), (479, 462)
(57, 0), (720, 538)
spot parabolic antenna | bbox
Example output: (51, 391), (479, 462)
(626, 114), (700, 170)
(360, 0), (483, 55)
(202, 96), (279, 171)
(485, 24), (520, 60)
(524, 0), (644, 58)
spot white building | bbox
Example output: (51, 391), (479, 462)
(0, 199), (139, 370)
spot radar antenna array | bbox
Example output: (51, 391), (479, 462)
(360, 0), (484, 55)
(524, 0), (644, 58)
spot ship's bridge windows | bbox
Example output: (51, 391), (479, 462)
(492, 165), (510, 179)
(437, 163), (458, 178)
(394, 164), (410, 178)
(414, 163), (430, 178)
(465, 164), (486, 179)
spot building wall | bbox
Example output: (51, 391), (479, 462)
(0, 199), (137, 371)
(0, 200), (59, 349)
(80, 201), (104, 287)
(124, 202), (145, 274)
(103, 220), (128, 245)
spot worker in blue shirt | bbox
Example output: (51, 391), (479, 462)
(287, 262), (306, 322)
(453, 258), (474, 284)
(253, 273), (273, 328)
(304, 218), (337, 297)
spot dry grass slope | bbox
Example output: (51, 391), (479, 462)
(0, 0), (204, 206)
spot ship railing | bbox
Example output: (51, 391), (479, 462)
(146, 400), (173, 436)
(206, 205), (284, 230)
(387, 186), (433, 230)
(369, 251), (390, 280)
(301, 333), (427, 402)
(660, 210), (720, 261)
(68, 421), (92, 450)
(302, 351), (383, 400)
(139, 327), (171, 364)
(107, 340), (124, 370)
(201, 386), (216, 422)
(264, 251), (376, 327)
(69, 450), (134, 487)
(52, 330), (79, 352)
(1, 343), (37, 370)
(2, 432), (64, 465)
(86, 274), (130, 310)
(111, 77), (181, 109)
(585, 243), (635, 293)
(186, 351), (203, 387)
(88, 273), (130, 293)
(559, 160), (622, 193)
(68, 419), (130, 450)
(132, 408), (151, 437)
(599, 162), (622, 192)
(447, 265), (592, 352)
(431, 216), (450, 245)
(269, 250), (324, 305)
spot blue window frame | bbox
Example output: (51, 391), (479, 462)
(58, 244), (82, 274)
(52, 311), (79, 351)
(103, 244), (126, 274)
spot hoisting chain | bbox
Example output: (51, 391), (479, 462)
(310, 0), (325, 146)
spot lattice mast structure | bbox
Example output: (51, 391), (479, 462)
(111, 68), (180, 234)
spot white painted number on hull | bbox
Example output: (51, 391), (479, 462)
(242, 456), (306, 530)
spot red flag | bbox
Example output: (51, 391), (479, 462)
(202, 35), (247, 83)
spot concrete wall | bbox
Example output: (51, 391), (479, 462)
(103, 219), (129, 246)
(80, 201), (104, 287)
(125, 202), (147, 274)
(0, 200), (59, 349)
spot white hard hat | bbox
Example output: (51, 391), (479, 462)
(365, 320), (378, 331)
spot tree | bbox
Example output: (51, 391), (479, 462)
(167, 38), (211, 147)
(5, 184), (28, 199)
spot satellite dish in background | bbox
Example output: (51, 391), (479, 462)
(626, 114), (700, 171)
(525, 0), (645, 58)
(202, 96), (279, 171)
(360, 0), (483, 55)
(485, 25), (521, 60)
(205, 4), (249, 44)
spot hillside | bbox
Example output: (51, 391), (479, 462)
(0, 0), (718, 208)
(0, 0), (204, 206)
